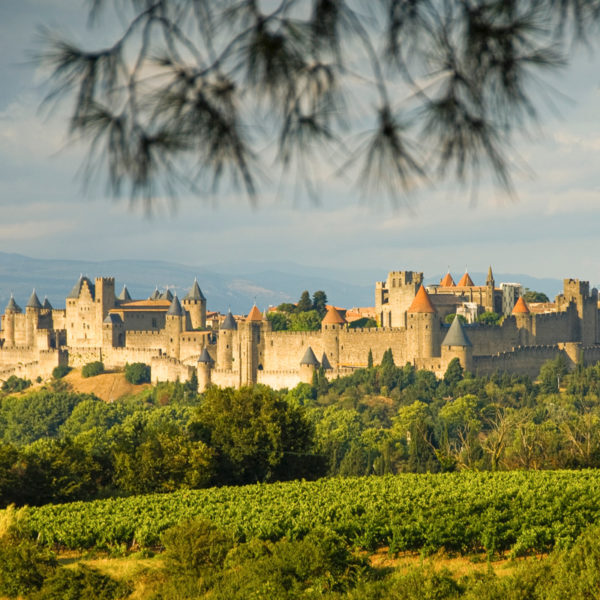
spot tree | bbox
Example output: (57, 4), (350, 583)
(523, 289), (550, 303)
(296, 291), (313, 313)
(289, 310), (321, 331)
(267, 311), (289, 331)
(443, 358), (463, 388)
(37, 1), (595, 208)
(197, 386), (316, 484)
(539, 355), (569, 393)
(81, 361), (104, 378)
(477, 311), (502, 326)
(444, 313), (467, 325)
(124, 362), (151, 384)
(312, 291), (328, 319)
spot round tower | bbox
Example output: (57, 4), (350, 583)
(512, 296), (532, 345)
(197, 347), (214, 392)
(321, 306), (346, 369)
(299, 346), (320, 384)
(407, 285), (439, 359)
(3, 295), (21, 348)
(165, 295), (184, 358)
(217, 310), (237, 370)
(25, 289), (42, 348)
(441, 315), (473, 372)
(182, 278), (207, 330)
(241, 304), (263, 385)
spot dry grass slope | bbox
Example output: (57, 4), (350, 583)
(63, 369), (152, 402)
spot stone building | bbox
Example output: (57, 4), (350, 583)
(1, 268), (600, 388)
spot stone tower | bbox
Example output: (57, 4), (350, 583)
(197, 347), (214, 392)
(3, 295), (21, 348)
(406, 285), (440, 359)
(375, 270), (424, 328)
(95, 277), (116, 345)
(512, 296), (533, 345)
(299, 346), (320, 384)
(321, 306), (346, 370)
(165, 295), (185, 359)
(182, 278), (207, 330)
(556, 279), (598, 346)
(485, 265), (495, 313)
(217, 310), (237, 370)
(240, 305), (263, 386)
(441, 315), (473, 372)
(25, 289), (42, 348)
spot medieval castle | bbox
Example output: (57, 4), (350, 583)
(1, 267), (599, 390)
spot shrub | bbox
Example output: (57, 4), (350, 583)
(36, 565), (131, 600)
(0, 540), (57, 597)
(81, 361), (104, 378)
(161, 519), (234, 579)
(124, 363), (151, 385)
(52, 366), (71, 379)
(1, 376), (31, 393)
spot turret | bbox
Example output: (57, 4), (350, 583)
(406, 285), (440, 359)
(166, 294), (184, 358)
(321, 306), (346, 370)
(182, 278), (207, 330)
(240, 304), (263, 385)
(117, 285), (132, 302)
(103, 313), (124, 347)
(95, 277), (116, 344)
(25, 289), (42, 347)
(485, 265), (496, 312)
(197, 347), (214, 392)
(299, 346), (320, 384)
(3, 294), (21, 348)
(441, 315), (473, 372)
(512, 296), (533, 345)
(439, 271), (455, 287)
(217, 310), (237, 370)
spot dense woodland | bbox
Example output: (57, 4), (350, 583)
(0, 351), (597, 506)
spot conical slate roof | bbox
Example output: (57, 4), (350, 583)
(322, 305), (346, 325)
(198, 347), (214, 364)
(300, 346), (320, 366)
(160, 289), (174, 301)
(26, 289), (42, 309)
(457, 271), (475, 287)
(221, 310), (237, 330)
(5, 295), (21, 313)
(321, 352), (332, 370)
(167, 295), (184, 316)
(512, 297), (530, 315)
(247, 305), (263, 321)
(42, 297), (52, 310)
(117, 285), (132, 301)
(149, 288), (161, 300)
(407, 285), (436, 313)
(184, 279), (206, 301)
(443, 315), (472, 347)
(103, 313), (122, 325)
(440, 272), (455, 287)
(68, 275), (95, 299)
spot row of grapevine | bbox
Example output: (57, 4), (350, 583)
(24, 471), (600, 555)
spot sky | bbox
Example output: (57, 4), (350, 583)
(1, 1), (600, 287)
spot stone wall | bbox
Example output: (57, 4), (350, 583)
(151, 356), (193, 383)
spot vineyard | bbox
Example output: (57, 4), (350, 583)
(23, 470), (600, 556)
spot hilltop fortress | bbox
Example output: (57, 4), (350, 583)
(1, 268), (599, 389)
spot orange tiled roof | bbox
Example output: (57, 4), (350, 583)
(440, 272), (455, 287)
(322, 305), (346, 325)
(408, 285), (436, 313)
(512, 297), (530, 315)
(457, 271), (475, 287)
(246, 305), (263, 321)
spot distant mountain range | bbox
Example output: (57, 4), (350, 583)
(0, 252), (568, 314)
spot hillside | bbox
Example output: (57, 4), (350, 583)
(63, 369), (151, 402)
